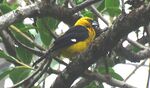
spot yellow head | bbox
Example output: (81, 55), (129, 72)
(75, 17), (99, 36)
(74, 17), (93, 27)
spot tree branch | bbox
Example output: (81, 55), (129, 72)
(127, 38), (148, 49)
(71, 0), (101, 14)
(0, 0), (100, 31)
(83, 71), (136, 88)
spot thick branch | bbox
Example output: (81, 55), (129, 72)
(0, 0), (100, 31)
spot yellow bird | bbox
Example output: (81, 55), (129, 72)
(51, 17), (99, 58)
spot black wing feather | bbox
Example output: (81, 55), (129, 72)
(52, 26), (89, 51)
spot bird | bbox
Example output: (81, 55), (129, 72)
(32, 17), (99, 66)
(51, 17), (99, 58)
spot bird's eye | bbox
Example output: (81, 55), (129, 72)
(92, 21), (99, 29)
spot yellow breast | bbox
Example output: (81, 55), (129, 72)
(61, 27), (96, 58)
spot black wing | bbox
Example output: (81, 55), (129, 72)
(52, 25), (89, 51)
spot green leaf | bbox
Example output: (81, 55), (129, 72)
(14, 22), (26, 31)
(98, 83), (104, 88)
(0, 0), (3, 3)
(101, 0), (121, 17)
(25, 24), (36, 31)
(0, 50), (32, 69)
(97, 67), (123, 81)
(15, 46), (33, 64)
(32, 86), (41, 88)
(3, 0), (18, 9)
(36, 17), (58, 47)
(111, 71), (123, 81)
(0, 67), (13, 80)
(103, 7), (121, 16)
(84, 81), (104, 88)
(50, 59), (59, 68)
(12, 29), (33, 64)
(0, 66), (31, 84)
(34, 33), (43, 46)
(36, 18), (51, 47)
(11, 23), (34, 64)
(97, 0), (105, 12)
(132, 46), (141, 53)
(81, 10), (93, 17)
(9, 66), (31, 84)
(0, 50), (17, 62)
(0, 4), (12, 13)
(105, 0), (120, 8)
(57, 0), (65, 5)
(75, 0), (84, 4)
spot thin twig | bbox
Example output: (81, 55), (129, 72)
(69, 0), (82, 16)
(124, 59), (148, 81)
(54, 57), (68, 66)
(32, 57), (45, 67)
(32, 56), (67, 70)
(32, 49), (52, 67)
(71, 0), (100, 14)
(121, 0), (126, 14)
(83, 71), (136, 88)
(72, 69), (136, 88)
(27, 58), (51, 88)
(47, 68), (61, 74)
(125, 63), (149, 67)
(90, 5), (109, 26)
(37, 73), (48, 88)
